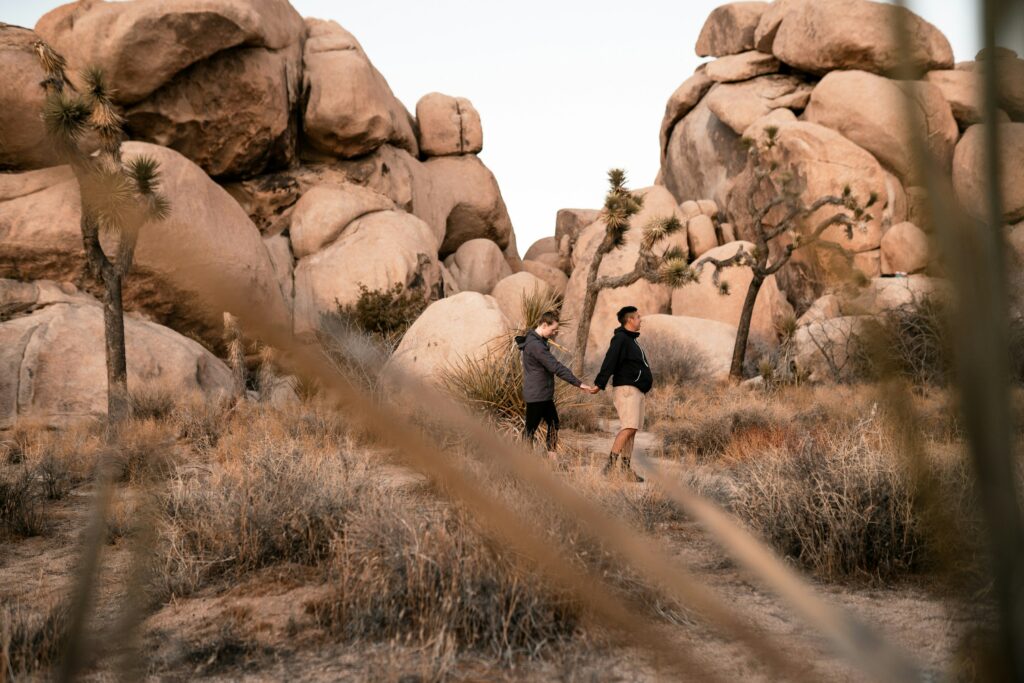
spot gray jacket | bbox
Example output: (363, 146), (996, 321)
(515, 330), (582, 403)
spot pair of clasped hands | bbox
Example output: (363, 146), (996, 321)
(579, 384), (600, 395)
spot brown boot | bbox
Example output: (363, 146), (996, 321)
(601, 452), (619, 476)
(620, 455), (644, 483)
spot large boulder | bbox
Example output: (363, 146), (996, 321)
(704, 74), (812, 136)
(0, 279), (232, 429)
(289, 184), (395, 258)
(383, 291), (510, 388)
(562, 187), (684, 363)
(767, 0), (953, 76)
(662, 97), (748, 208)
(293, 210), (440, 334)
(301, 19), (417, 159)
(846, 275), (951, 315)
(673, 241), (794, 348)
(123, 43), (302, 178)
(521, 260), (568, 297)
(490, 271), (551, 327)
(792, 316), (873, 383)
(803, 70), (958, 184)
(704, 51), (779, 83)
(524, 237), (558, 262)
(696, 2), (769, 58)
(421, 155), (515, 256)
(443, 239), (512, 294)
(953, 123), (1024, 224)
(35, 0), (304, 105)
(924, 70), (984, 128)
(0, 24), (59, 170)
(555, 209), (602, 248)
(415, 93), (483, 157)
(0, 142), (291, 347)
(659, 68), (715, 161)
(638, 314), (739, 381)
(880, 221), (930, 275)
(726, 120), (908, 307)
(263, 233), (294, 310)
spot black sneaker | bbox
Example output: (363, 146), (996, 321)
(601, 452), (619, 476)
(620, 457), (644, 483)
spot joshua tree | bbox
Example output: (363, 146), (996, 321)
(34, 42), (170, 424)
(572, 169), (692, 373)
(692, 126), (879, 381)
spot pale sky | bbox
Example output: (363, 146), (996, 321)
(4, 1), (1017, 256)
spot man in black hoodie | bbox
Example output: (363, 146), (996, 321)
(594, 305), (652, 482)
(516, 311), (599, 458)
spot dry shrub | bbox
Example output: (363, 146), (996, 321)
(153, 406), (366, 597)
(130, 383), (179, 421)
(307, 491), (581, 662)
(0, 468), (49, 539)
(333, 282), (428, 347)
(0, 602), (69, 677)
(166, 393), (232, 451)
(640, 334), (711, 385)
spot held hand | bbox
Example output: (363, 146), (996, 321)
(580, 384), (600, 394)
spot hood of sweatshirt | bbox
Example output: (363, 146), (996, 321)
(515, 329), (545, 350)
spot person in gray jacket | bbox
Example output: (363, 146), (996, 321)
(515, 311), (599, 458)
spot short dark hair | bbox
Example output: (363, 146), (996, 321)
(538, 311), (560, 326)
(616, 306), (638, 325)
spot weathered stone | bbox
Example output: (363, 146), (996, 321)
(383, 292), (510, 388)
(696, 2), (769, 57)
(0, 24), (59, 170)
(924, 70), (983, 128)
(853, 250), (881, 279)
(769, 0), (953, 76)
(301, 19), (417, 159)
(662, 97), (748, 209)
(697, 199), (720, 217)
(289, 184), (395, 258)
(847, 275), (951, 315)
(881, 222), (930, 274)
(680, 200), (701, 220)
(491, 272), (551, 326)
(124, 43), (301, 178)
(659, 68), (715, 160)
(416, 92), (483, 156)
(0, 280), (232, 428)
(293, 210), (440, 335)
(524, 237), (559, 262)
(705, 50), (780, 83)
(953, 123), (1024, 224)
(555, 208), (602, 247)
(0, 142), (291, 347)
(796, 293), (842, 326)
(687, 215), (719, 258)
(638, 314), (739, 381)
(422, 155), (515, 257)
(674, 241), (794, 348)
(726, 120), (908, 307)
(443, 239), (513, 295)
(793, 316), (873, 383)
(35, 0), (304, 104)
(803, 70), (958, 184)
(704, 75), (812, 136)
(521, 260), (569, 296)
(263, 233), (294, 310)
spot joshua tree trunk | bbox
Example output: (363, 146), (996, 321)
(574, 250), (607, 375)
(81, 213), (131, 423)
(224, 312), (247, 400)
(730, 274), (764, 382)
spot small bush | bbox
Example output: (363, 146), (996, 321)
(334, 282), (427, 346)
(130, 384), (178, 421)
(0, 468), (49, 539)
(0, 602), (69, 677)
(307, 493), (580, 661)
(642, 337), (710, 385)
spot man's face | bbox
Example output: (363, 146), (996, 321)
(624, 312), (642, 332)
(540, 321), (559, 338)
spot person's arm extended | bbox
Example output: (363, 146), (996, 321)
(594, 334), (623, 390)
(532, 340), (583, 387)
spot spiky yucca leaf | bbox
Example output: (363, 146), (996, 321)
(126, 156), (162, 195)
(80, 66), (114, 103)
(81, 169), (137, 233)
(662, 245), (686, 262)
(607, 168), (627, 191)
(33, 40), (67, 79)
(658, 256), (695, 287)
(641, 215), (683, 252)
(518, 285), (565, 332)
(42, 91), (89, 144)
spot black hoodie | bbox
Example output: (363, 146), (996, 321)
(515, 329), (582, 403)
(594, 326), (653, 393)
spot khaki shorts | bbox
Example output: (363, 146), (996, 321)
(612, 385), (645, 430)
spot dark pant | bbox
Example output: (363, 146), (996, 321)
(524, 400), (559, 451)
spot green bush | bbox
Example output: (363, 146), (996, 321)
(334, 282), (427, 346)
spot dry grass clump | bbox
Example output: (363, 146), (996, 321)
(0, 468), (50, 539)
(0, 602), (70, 677)
(639, 335), (711, 385)
(153, 405), (365, 597)
(307, 490), (582, 662)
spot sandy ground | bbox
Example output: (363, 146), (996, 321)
(0, 424), (986, 682)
